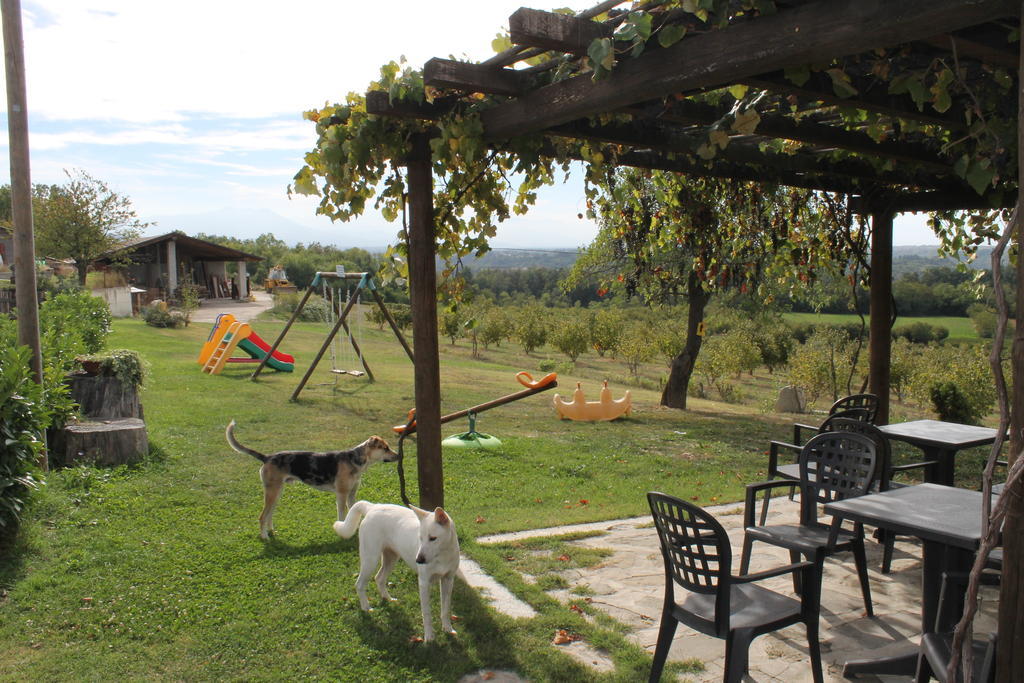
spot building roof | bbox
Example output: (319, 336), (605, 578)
(103, 231), (264, 262)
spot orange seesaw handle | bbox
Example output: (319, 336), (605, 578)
(516, 371), (558, 390)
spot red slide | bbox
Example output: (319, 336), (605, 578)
(245, 331), (295, 364)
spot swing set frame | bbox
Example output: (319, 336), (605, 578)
(249, 271), (414, 401)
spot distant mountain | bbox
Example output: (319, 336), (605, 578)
(464, 248), (581, 270)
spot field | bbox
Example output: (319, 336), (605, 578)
(784, 311), (978, 341)
(0, 312), (994, 681)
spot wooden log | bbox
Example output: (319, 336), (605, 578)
(53, 419), (148, 468)
(508, 7), (612, 55)
(67, 374), (143, 419)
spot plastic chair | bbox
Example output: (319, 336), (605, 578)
(741, 431), (880, 616)
(647, 492), (823, 683)
(915, 570), (999, 682)
(789, 393), (879, 447)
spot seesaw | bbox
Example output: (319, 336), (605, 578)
(391, 371), (557, 505)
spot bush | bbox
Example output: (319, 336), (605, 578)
(929, 381), (978, 424)
(268, 291), (331, 322)
(0, 345), (45, 538)
(40, 290), (111, 354)
(76, 349), (148, 387)
(615, 325), (655, 381)
(694, 329), (759, 401)
(141, 304), (187, 328)
(788, 326), (863, 402)
(893, 321), (949, 344)
(909, 344), (995, 423)
(969, 307), (997, 339)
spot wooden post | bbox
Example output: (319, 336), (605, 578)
(3, 0), (45, 470)
(406, 133), (444, 510)
(998, 8), (1024, 677)
(868, 210), (893, 425)
(250, 285), (315, 380)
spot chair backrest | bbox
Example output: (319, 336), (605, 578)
(827, 393), (879, 423)
(798, 431), (879, 525)
(647, 492), (732, 633)
(820, 416), (892, 486)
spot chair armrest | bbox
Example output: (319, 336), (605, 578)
(890, 461), (937, 472)
(792, 422), (818, 446)
(767, 440), (801, 476)
(735, 560), (814, 584)
(744, 480), (803, 528)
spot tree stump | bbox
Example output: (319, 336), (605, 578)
(67, 374), (143, 419)
(52, 419), (148, 467)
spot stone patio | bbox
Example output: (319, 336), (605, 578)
(472, 496), (999, 682)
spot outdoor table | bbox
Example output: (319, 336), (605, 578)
(824, 484), (993, 678)
(878, 419), (999, 487)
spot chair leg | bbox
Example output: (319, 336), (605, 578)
(758, 493), (770, 526)
(648, 613), (678, 683)
(790, 549), (804, 595)
(739, 534), (754, 575)
(805, 617), (824, 683)
(852, 538), (874, 617)
(724, 628), (754, 683)
(881, 530), (895, 574)
(914, 650), (933, 683)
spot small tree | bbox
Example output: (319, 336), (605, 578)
(615, 324), (655, 381)
(589, 308), (625, 357)
(549, 312), (590, 362)
(788, 326), (861, 403)
(439, 306), (466, 345)
(515, 304), (548, 354)
(33, 170), (148, 285)
(478, 306), (511, 349)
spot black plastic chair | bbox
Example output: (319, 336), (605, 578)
(789, 393), (879, 447)
(742, 431), (880, 616)
(915, 570), (999, 682)
(647, 492), (823, 683)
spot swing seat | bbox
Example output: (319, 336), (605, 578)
(330, 369), (365, 377)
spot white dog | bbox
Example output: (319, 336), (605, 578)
(334, 501), (460, 641)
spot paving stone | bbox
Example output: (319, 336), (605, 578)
(477, 496), (999, 682)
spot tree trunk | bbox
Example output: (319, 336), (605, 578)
(660, 272), (709, 409)
(77, 261), (87, 286)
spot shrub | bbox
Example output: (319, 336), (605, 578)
(40, 290), (111, 354)
(141, 304), (187, 328)
(893, 321), (949, 344)
(0, 345), (45, 538)
(439, 307), (466, 345)
(76, 349), (148, 387)
(694, 330), (759, 401)
(908, 344), (995, 423)
(969, 307), (997, 339)
(929, 381), (978, 424)
(268, 291), (331, 322)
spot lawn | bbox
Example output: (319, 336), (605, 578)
(0, 313), (992, 681)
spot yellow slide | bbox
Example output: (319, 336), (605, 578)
(201, 319), (252, 375)
(198, 314), (237, 366)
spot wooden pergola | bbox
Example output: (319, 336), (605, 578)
(366, 1), (1024, 675)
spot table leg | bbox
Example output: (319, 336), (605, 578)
(923, 447), (955, 487)
(842, 539), (973, 678)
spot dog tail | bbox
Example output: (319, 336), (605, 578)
(333, 500), (371, 539)
(225, 420), (268, 463)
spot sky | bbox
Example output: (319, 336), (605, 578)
(0, 0), (941, 252)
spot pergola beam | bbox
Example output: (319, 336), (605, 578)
(850, 190), (1014, 213)
(424, 58), (527, 96)
(643, 100), (953, 172)
(508, 7), (612, 55)
(740, 71), (966, 130)
(481, 0), (1018, 141)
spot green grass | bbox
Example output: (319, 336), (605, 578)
(784, 311), (978, 340)
(0, 314), (994, 680)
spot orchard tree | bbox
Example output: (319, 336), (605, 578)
(33, 170), (148, 285)
(566, 168), (856, 409)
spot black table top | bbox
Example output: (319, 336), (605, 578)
(824, 484), (987, 550)
(878, 419), (999, 451)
